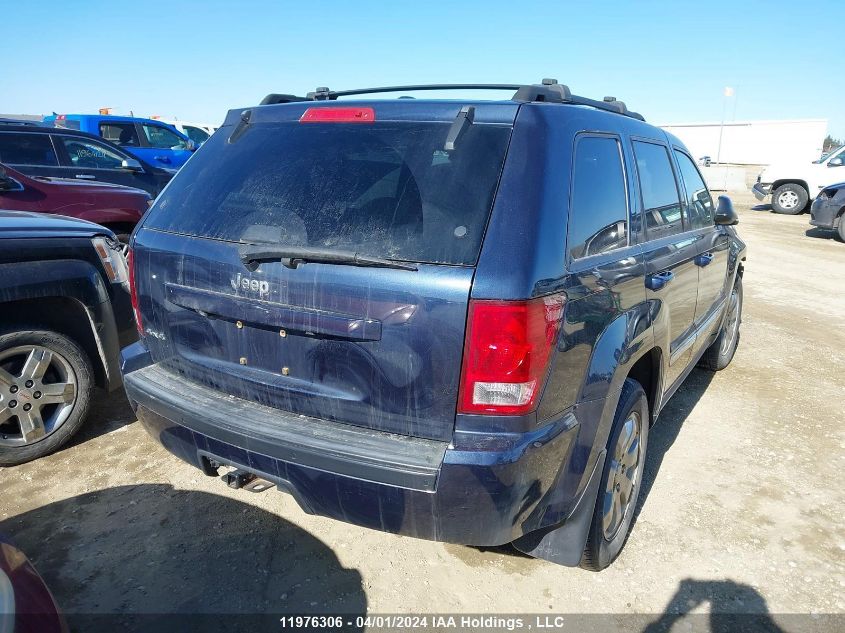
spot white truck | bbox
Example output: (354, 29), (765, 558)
(158, 120), (218, 146)
(753, 145), (845, 214)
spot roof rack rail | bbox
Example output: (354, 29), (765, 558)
(259, 80), (645, 121)
(259, 93), (310, 105)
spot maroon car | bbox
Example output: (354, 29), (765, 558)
(0, 535), (68, 633)
(0, 163), (150, 246)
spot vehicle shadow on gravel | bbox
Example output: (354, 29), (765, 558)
(0, 484), (366, 633)
(639, 368), (715, 509)
(805, 227), (840, 241)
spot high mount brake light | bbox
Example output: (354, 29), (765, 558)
(128, 249), (143, 336)
(299, 107), (375, 123)
(458, 295), (565, 416)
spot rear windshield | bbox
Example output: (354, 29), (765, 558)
(144, 120), (512, 266)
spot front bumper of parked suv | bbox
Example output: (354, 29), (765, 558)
(809, 195), (838, 229)
(120, 341), (596, 547)
(752, 181), (772, 201)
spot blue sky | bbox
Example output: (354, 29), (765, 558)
(5, 0), (844, 137)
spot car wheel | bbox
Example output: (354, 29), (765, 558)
(0, 330), (93, 466)
(837, 214), (845, 243)
(700, 276), (743, 371)
(771, 184), (808, 214)
(580, 378), (649, 571)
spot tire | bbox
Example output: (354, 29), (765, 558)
(837, 214), (845, 243)
(699, 275), (743, 371)
(580, 378), (649, 571)
(0, 330), (93, 466)
(771, 183), (808, 215)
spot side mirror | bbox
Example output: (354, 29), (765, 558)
(827, 157), (843, 167)
(0, 168), (23, 192)
(120, 158), (143, 172)
(714, 195), (739, 225)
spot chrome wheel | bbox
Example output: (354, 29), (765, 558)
(777, 190), (799, 210)
(0, 346), (77, 446)
(720, 287), (741, 356)
(602, 411), (642, 540)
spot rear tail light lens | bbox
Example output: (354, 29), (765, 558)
(299, 107), (375, 123)
(458, 295), (565, 415)
(127, 249), (143, 336)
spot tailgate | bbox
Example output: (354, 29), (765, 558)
(134, 231), (472, 441)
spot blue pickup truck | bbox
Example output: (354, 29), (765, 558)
(43, 114), (196, 170)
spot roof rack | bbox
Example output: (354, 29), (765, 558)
(259, 79), (645, 121)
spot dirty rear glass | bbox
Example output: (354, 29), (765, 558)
(144, 121), (512, 266)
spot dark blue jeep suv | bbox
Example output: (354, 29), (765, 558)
(120, 80), (746, 570)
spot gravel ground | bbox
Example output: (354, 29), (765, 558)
(1, 193), (843, 632)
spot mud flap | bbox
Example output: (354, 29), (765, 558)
(511, 449), (607, 566)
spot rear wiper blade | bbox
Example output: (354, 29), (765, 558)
(239, 245), (418, 271)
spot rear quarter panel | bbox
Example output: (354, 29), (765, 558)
(473, 105), (660, 512)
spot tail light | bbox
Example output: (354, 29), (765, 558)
(127, 249), (143, 336)
(458, 295), (565, 415)
(300, 107), (375, 123)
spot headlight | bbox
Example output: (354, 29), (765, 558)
(92, 236), (130, 285)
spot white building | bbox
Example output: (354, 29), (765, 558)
(660, 119), (828, 165)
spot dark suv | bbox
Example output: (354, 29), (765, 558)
(0, 210), (136, 465)
(121, 81), (746, 570)
(0, 123), (174, 197)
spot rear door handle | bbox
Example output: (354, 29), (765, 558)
(74, 174), (96, 180)
(695, 252), (714, 267)
(646, 270), (674, 291)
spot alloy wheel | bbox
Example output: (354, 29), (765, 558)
(0, 346), (77, 446)
(720, 287), (741, 356)
(602, 410), (642, 540)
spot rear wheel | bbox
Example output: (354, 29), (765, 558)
(0, 330), (93, 466)
(771, 183), (808, 214)
(580, 379), (649, 571)
(700, 276), (743, 371)
(837, 213), (845, 242)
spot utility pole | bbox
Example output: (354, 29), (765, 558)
(716, 86), (733, 165)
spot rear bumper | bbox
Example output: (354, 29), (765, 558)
(752, 182), (771, 201)
(121, 342), (587, 546)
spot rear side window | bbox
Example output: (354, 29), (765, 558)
(633, 141), (683, 240)
(567, 135), (628, 259)
(100, 122), (139, 147)
(674, 150), (714, 229)
(144, 121), (512, 266)
(0, 133), (59, 166)
(59, 136), (126, 169)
